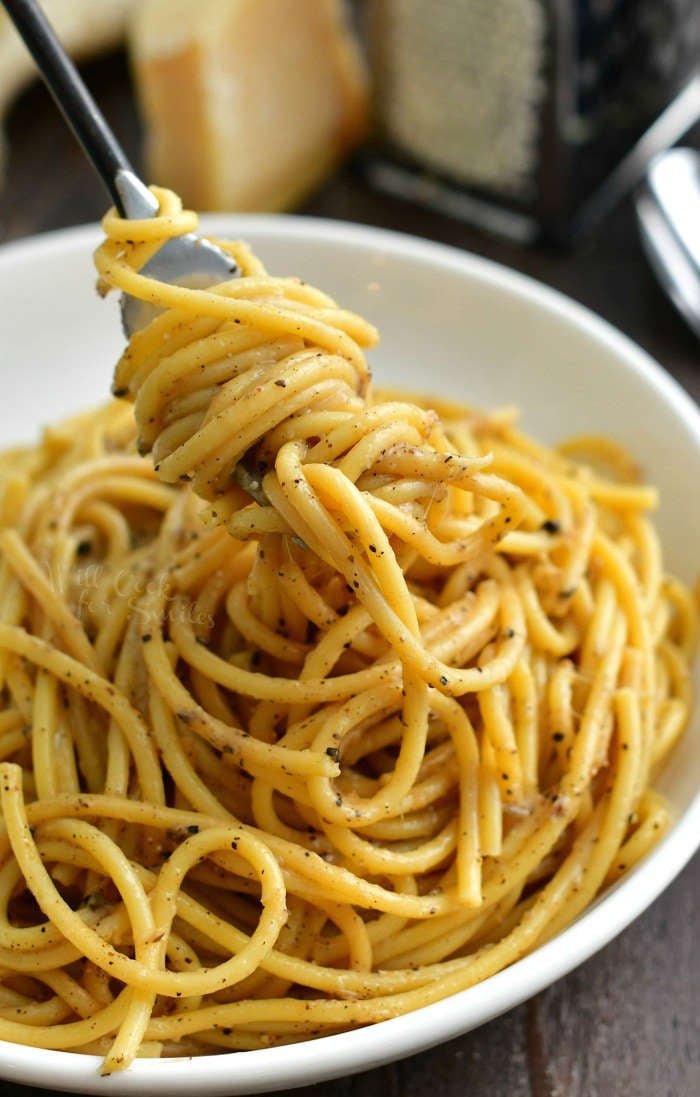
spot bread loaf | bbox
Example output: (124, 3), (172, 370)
(129, 0), (368, 211)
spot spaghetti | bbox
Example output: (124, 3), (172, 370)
(0, 187), (695, 1072)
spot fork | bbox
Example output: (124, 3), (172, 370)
(2, 0), (239, 335)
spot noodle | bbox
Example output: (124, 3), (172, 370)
(0, 187), (695, 1072)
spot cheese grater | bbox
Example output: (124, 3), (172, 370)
(359, 0), (700, 243)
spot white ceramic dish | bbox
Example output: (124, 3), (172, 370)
(0, 216), (699, 1095)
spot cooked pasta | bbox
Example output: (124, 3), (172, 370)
(0, 187), (695, 1072)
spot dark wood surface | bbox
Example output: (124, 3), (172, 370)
(0, 51), (698, 1097)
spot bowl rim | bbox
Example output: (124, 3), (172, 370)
(0, 213), (699, 1095)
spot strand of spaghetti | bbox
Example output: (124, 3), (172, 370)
(605, 788), (670, 884)
(0, 530), (98, 671)
(0, 765), (287, 998)
(514, 567), (579, 656)
(99, 253), (374, 371)
(365, 494), (512, 567)
(0, 625), (163, 802)
(540, 687), (642, 942)
(0, 620), (334, 783)
(0, 994), (74, 1028)
(307, 675), (430, 826)
(592, 529), (656, 777)
(161, 591), (400, 702)
(37, 819), (159, 1075)
(168, 580), (503, 708)
(0, 994), (131, 1051)
(265, 451), (527, 694)
(305, 463), (423, 635)
(0, 858), (79, 960)
(46, 477), (175, 521)
(308, 402), (448, 469)
(146, 642), (337, 780)
(147, 688), (231, 820)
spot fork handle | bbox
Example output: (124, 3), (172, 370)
(2, 0), (157, 218)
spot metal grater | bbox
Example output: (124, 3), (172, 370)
(359, 0), (700, 243)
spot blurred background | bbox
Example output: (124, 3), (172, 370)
(0, 4), (698, 1096)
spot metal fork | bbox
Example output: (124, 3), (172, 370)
(2, 0), (239, 336)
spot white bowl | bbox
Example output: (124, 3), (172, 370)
(0, 217), (699, 1095)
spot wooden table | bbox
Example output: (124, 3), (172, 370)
(1, 52), (698, 1097)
